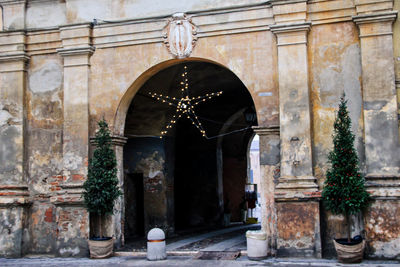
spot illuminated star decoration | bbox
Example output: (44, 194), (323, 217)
(148, 65), (223, 138)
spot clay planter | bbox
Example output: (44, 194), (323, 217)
(333, 239), (365, 263)
(88, 237), (113, 259)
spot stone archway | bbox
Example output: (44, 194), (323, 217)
(113, 58), (263, 244)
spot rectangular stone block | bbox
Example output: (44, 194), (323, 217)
(276, 201), (321, 258)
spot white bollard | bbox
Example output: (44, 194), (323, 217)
(147, 228), (167, 261)
(246, 230), (268, 260)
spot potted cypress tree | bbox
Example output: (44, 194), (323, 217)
(322, 95), (370, 263)
(82, 119), (122, 258)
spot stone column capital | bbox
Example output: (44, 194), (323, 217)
(57, 46), (95, 57)
(270, 22), (311, 47)
(57, 23), (94, 65)
(270, 22), (311, 35)
(353, 11), (397, 25)
(0, 31), (29, 72)
(269, 0), (307, 5)
(57, 46), (95, 67)
(0, 52), (29, 72)
(0, 52), (30, 62)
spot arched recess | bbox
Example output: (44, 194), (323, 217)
(113, 57), (261, 136)
(113, 57), (261, 243)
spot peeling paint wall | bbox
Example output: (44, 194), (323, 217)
(23, 55), (64, 255)
(309, 22), (365, 257)
(0, 207), (26, 257)
(0, 74), (24, 184)
(276, 202), (321, 258)
(365, 200), (400, 260)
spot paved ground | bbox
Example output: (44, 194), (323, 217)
(1, 256), (399, 267)
(2, 223), (399, 266)
(120, 223), (260, 252)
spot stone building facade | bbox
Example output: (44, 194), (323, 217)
(0, 0), (399, 259)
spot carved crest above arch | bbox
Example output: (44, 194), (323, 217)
(163, 13), (198, 59)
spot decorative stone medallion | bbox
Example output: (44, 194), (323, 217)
(163, 13), (197, 59)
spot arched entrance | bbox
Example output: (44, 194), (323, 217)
(117, 59), (259, 244)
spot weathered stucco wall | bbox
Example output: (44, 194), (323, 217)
(276, 201), (321, 258)
(89, 30), (278, 134)
(309, 21), (364, 256)
(0, 0), (399, 260)
(365, 200), (400, 260)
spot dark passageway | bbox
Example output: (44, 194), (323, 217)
(122, 61), (257, 245)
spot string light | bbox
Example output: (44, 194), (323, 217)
(148, 65), (223, 138)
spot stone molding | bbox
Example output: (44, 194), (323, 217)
(0, 52), (30, 62)
(57, 46), (95, 67)
(0, 0), (26, 6)
(275, 176), (319, 202)
(0, 52), (29, 72)
(270, 22), (311, 34)
(0, 184), (30, 206)
(269, 0), (306, 6)
(3, 2), (379, 54)
(353, 12), (397, 38)
(353, 11), (397, 25)
(90, 135), (128, 147)
(252, 125), (279, 135)
(365, 174), (400, 200)
(275, 176), (318, 190)
(270, 22), (311, 46)
(50, 183), (85, 206)
(57, 46), (95, 57)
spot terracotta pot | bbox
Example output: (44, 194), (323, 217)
(333, 239), (365, 263)
(88, 237), (113, 259)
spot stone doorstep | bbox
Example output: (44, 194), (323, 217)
(114, 250), (248, 257)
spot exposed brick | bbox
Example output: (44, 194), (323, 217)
(44, 207), (53, 223)
(72, 174), (85, 181)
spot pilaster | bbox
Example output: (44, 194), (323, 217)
(0, 30), (30, 257)
(353, 8), (400, 259)
(99, 135), (127, 248)
(57, 24), (94, 185)
(253, 125), (279, 257)
(54, 23), (94, 257)
(271, 2), (321, 257)
(353, 11), (399, 178)
(270, 22), (318, 196)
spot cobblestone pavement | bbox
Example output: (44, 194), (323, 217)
(1, 256), (399, 267)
